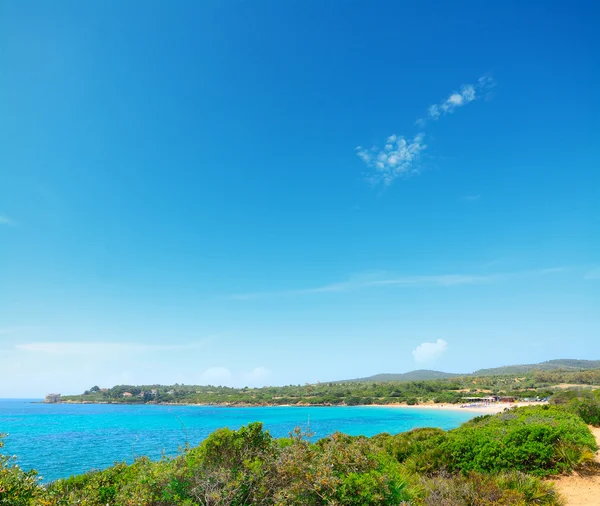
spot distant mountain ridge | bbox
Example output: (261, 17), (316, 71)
(337, 359), (600, 383)
(472, 359), (600, 376)
(338, 369), (462, 383)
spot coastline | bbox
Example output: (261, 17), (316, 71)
(56, 399), (543, 413)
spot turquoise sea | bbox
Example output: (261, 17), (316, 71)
(0, 399), (476, 483)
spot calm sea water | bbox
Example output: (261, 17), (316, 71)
(0, 399), (476, 482)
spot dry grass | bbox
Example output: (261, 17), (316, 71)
(554, 384), (600, 390)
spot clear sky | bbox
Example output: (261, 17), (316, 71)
(1, 1), (599, 397)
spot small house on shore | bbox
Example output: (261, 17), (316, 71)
(461, 396), (498, 403)
(499, 396), (516, 403)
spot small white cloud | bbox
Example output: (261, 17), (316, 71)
(359, 75), (495, 186)
(462, 194), (481, 201)
(243, 367), (271, 386)
(200, 367), (233, 385)
(417, 76), (495, 125)
(478, 75), (495, 88)
(427, 104), (440, 120)
(462, 84), (476, 102)
(447, 93), (464, 106)
(584, 268), (600, 280)
(357, 133), (427, 186)
(0, 215), (18, 227)
(412, 339), (448, 364)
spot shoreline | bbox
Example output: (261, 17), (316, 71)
(369, 401), (538, 414)
(55, 400), (543, 413)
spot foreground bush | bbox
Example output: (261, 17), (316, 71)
(0, 434), (44, 506)
(550, 389), (600, 426)
(2, 405), (596, 505)
(371, 428), (449, 474)
(441, 405), (597, 476)
(44, 424), (417, 506)
(419, 471), (563, 506)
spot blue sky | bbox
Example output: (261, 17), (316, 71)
(1, 1), (599, 397)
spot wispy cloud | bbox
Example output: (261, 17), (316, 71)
(356, 133), (427, 186)
(230, 267), (564, 300)
(584, 268), (600, 280)
(231, 272), (499, 300)
(412, 339), (448, 364)
(15, 341), (208, 355)
(0, 326), (41, 336)
(462, 194), (481, 202)
(0, 215), (18, 227)
(368, 274), (495, 287)
(357, 75), (495, 186)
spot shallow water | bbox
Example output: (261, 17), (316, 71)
(0, 399), (476, 482)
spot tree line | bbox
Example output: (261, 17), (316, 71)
(61, 368), (600, 406)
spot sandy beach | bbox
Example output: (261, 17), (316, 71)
(61, 399), (545, 413)
(370, 401), (542, 414)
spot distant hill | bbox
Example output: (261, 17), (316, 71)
(336, 359), (600, 383)
(337, 369), (461, 383)
(472, 359), (600, 376)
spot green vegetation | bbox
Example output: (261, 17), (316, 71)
(472, 359), (600, 376)
(7, 367), (600, 504)
(550, 388), (600, 426)
(62, 368), (600, 407)
(2, 404), (597, 505)
(0, 434), (44, 506)
(339, 369), (461, 383)
(342, 359), (600, 382)
(419, 471), (563, 506)
(440, 405), (596, 476)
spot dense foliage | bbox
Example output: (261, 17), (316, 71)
(61, 368), (600, 407)
(419, 470), (563, 506)
(440, 405), (597, 476)
(550, 388), (600, 426)
(472, 359), (600, 376)
(3, 405), (596, 505)
(0, 435), (43, 506)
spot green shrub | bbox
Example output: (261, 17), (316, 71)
(372, 428), (451, 474)
(273, 431), (415, 505)
(420, 471), (563, 506)
(441, 405), (597, 476)
(570, 397), (600, 426)
(433, 392), (462, 404)
(0, 434), (44, 506)
(496, 470), (564, 505)
(6, 406), (592, 505)
(373, 428), (447, 462)
(183, 421), (277, 505)
(551, 389), (600, 426)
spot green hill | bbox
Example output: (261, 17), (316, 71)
(337, 359), (600, 383)
(337, 369), (461, 383)
(472, 359), (600, 376)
